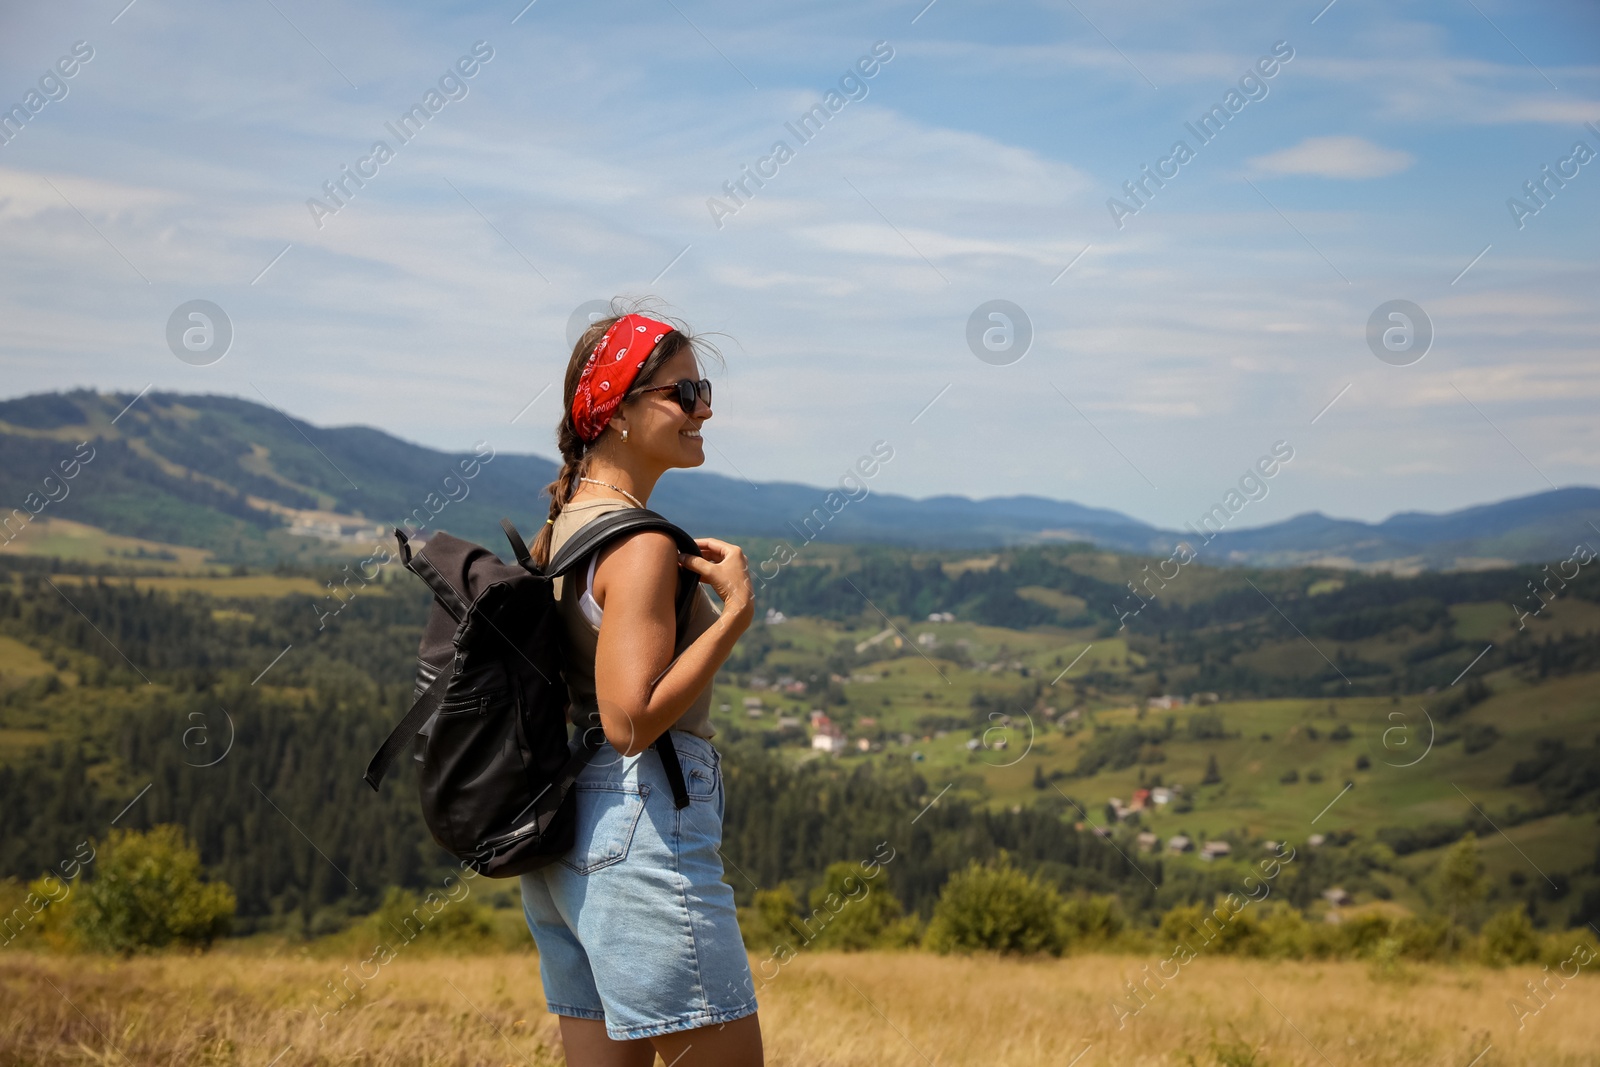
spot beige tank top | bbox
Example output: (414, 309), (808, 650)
(548, 498), (720, 741)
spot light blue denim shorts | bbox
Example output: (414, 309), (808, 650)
(518, 730), (759, 1041)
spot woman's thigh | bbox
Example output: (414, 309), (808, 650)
(557, 1017), (656, 1067)
(557, 1013), (763, 1067)
(647, 1011), (763, 1067)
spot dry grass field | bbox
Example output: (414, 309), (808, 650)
(2, 948), (1594, 1066)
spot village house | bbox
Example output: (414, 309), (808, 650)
(810, 709), (846, 754)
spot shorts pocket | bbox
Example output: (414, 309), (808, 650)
(680, 748), (719, 801)
(560, 782), (650, 875)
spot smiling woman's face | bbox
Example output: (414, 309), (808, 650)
(621, 343), (711, 469)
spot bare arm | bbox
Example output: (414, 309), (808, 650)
(591, 531), (754, 757)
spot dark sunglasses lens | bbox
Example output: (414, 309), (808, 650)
(676, 379), (711, 412)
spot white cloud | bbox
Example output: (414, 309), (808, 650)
(1, 0), (1597, 528)
(1248, 136), (1415, 179)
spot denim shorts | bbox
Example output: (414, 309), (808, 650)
(518, 730), (759, 1041)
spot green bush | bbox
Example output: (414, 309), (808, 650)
(361, 886), (494, 951)
(1159, 899), (1263, 957)
(71, 825), (234, 954)
(804, 862), (918, 951)
(1391, 915), (1450, 961)
(924, 852), (1066, 956)
(1254, 904), (1315, 959)
(737, 885), (803, 952)
(1059, 893), (1125, 947)
(1335, 911), (1399, 958)
(1537, 927), (1600, 969)
(1479, 904), (1540, 966)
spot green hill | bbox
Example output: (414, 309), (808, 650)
(4, 388), (1598, 569)
(1, 527), (1595, 936)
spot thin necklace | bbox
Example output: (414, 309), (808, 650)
(578, 477), (644, 509)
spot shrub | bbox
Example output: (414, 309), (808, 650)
(1255, 904), (1312, 959)
(1391, 915), (1450, 961)
(737, 885), (802, 952)
(0, 873), (88, 952)
(924, 852), (1066, 956)
(804, 861), (918, 951)
(71, 825), (234, 954)
(1479, 903), (1540, 966)
(1538, 927), (1600, 969)
(1335, 911), (1397, 957)
(361, 886), (494, 951)
(1059, 893), (1126, 948)
(21, 873), (83, 950)
(1158, 899), (1262, 957)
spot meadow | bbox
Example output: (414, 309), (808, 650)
(4, 946), (1595, 1066)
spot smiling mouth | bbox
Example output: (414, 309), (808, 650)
(680, 427), (702, 439)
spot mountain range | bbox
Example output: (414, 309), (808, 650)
(2, 389), (1595, 571)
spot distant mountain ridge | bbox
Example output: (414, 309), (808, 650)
(1, 389), (1595, 570)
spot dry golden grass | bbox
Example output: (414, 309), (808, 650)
(1, 948), (1595, 1066)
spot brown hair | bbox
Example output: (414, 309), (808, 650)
(529, 296), (723, 569)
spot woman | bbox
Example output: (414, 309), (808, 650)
(520, 301), (763, 1067)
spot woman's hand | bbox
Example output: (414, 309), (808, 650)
(679, 537), (754, 630)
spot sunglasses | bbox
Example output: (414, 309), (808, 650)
(633, 377), (712, 414)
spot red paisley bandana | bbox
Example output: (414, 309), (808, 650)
(570, 313), (675, 442)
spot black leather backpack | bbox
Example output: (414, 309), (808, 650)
(364, 508), (703, 877)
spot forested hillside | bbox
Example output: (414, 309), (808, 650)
(4, 388), (1599, 567)
(2, 534), (1596, 937)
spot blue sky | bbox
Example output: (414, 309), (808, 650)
(1, 0), (1596, 532)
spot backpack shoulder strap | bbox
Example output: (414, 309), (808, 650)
(546, 508), (700, 577)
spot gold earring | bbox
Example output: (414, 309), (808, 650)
(620, 427), (629, 442)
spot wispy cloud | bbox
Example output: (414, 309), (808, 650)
(0, 0), (1595, 531)
(1248, 136), (1415, 179)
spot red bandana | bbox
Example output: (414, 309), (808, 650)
(570, 313), (674, 442)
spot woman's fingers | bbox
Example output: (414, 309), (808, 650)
(692, 537), (729, 561)
(679, 538), (751, 605)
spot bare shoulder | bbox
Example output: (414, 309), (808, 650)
(592, 529), (677, 607)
